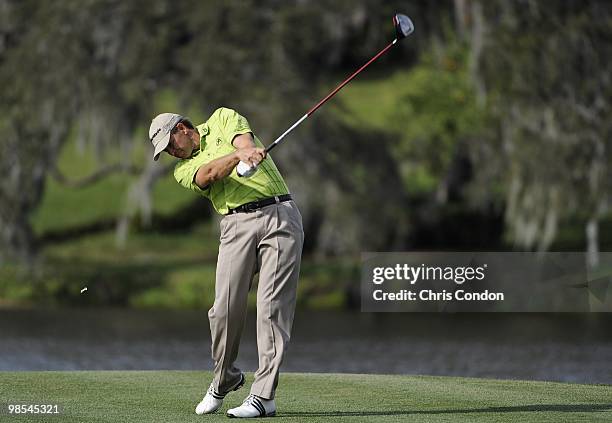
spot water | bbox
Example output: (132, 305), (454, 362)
(0, 308), (610, 384)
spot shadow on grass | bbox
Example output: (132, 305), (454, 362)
(280, 403), (612, 418)
(38, 198), (212, 246)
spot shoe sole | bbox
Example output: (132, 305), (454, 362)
(227, 411), (276, 418)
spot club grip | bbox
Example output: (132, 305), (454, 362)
(237, 161), (257, 178)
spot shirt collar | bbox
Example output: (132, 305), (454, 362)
(198, 123), (209, 152)
(186, 123), (209, 158)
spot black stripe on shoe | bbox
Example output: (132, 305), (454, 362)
(210, 391), (225, 400)
(251, 397), (266, 417)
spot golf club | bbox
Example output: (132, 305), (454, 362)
(237, 13), (415, 177)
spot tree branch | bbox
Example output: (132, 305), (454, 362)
(50, 163), (142, 188)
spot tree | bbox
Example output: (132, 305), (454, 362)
(468, 0), (612, 264)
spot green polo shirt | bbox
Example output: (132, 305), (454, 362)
(173, 107), (289, 215)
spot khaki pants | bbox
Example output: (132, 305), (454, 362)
(209, 200), (303, 400)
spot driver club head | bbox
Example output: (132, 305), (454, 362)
(393, 14), (414, 40)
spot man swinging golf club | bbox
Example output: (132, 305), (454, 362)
(149, 108), (303, 418)
(149, 12), (413, 418)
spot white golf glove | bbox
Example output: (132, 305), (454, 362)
(237, 160), (258, 178)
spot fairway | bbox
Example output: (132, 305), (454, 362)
(0, 371), (610, 422)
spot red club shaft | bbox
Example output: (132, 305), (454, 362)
(306, 39), (397, 117)
(266, 38), (398, 153)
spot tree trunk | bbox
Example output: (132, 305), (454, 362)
(115, 157), (173, 248)
(586, 216), (600, 271)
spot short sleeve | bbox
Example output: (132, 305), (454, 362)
(173, 156), (211, 195)
(216, 107), (252, 144)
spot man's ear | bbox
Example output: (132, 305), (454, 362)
(176, 122), (188, 134)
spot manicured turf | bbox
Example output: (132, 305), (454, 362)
(0, 371), (610, 422)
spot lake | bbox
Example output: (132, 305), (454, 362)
(1, 308), (610, 384)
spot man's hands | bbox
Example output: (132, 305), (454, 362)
(235, 147), (266, 167)
(235, 147), (265, 178)
(233, 133), (265, 177)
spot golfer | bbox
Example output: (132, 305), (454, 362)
(149, 108), (304, 418)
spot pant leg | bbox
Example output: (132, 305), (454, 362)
(209, 213), (258, 393)
(250, 201), (304, 399)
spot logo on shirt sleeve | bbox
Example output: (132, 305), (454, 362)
(236, 116), (249, 132)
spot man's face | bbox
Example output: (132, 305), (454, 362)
(166, 123), (195, 159)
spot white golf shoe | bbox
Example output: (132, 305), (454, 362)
(194, 373), (245, 415)
(226, 394), (276, 418)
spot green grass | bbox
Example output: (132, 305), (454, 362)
(0, 371), (610, 422)
(330, 71), (413, 132)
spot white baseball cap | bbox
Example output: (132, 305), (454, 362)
(149, 113), (185, 160)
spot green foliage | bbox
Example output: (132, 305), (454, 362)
(478, 0), (612, 250)
(0, 227), (217, 306)
(392, 48), (481, 183)
(130, 265), (217, 309)
(30, 136), (193, 234)
(297, 259), (358, 309)
(333, 43), (483, 196)
(6, 0), (612, 309)
(0, 264), (34, 306)
(1, 0), (436, 263)
(0, 224), (358, 309)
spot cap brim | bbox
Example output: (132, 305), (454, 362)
(152, 133), (171, 161)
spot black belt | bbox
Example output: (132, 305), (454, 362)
(227, 194), (292, 214)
